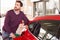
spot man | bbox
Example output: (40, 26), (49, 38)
(2, 1), (29, 40)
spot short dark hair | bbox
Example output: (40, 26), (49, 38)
(16, 1), (23, 7)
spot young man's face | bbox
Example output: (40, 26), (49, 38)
(14, 2), (21, 11)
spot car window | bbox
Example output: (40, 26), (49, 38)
(39, 20), (60, 40)
(29, 21), (41, 37)
(29, 20), (60, 40)
(29, 23), (34, 32)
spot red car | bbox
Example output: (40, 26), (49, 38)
(14, 15), (60, 40)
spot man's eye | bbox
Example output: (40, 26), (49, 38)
(17, 4), (19, 6)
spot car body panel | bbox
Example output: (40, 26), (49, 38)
(30, 15), (60, 24)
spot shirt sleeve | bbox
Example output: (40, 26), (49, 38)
(3, 11), (12, 34)
(22, 12), (29, 25)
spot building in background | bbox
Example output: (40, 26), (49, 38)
(33, 0), (60, 17)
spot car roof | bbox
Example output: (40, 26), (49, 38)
(30, 15), (60, 23)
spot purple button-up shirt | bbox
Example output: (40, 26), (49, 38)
(3, 10), (29, 34)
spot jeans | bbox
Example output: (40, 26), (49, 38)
(2, 31), (12, 40)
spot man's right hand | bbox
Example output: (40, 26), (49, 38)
(10, 33), (16, 38)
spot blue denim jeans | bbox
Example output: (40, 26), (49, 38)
(2, 31), (13, 40)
